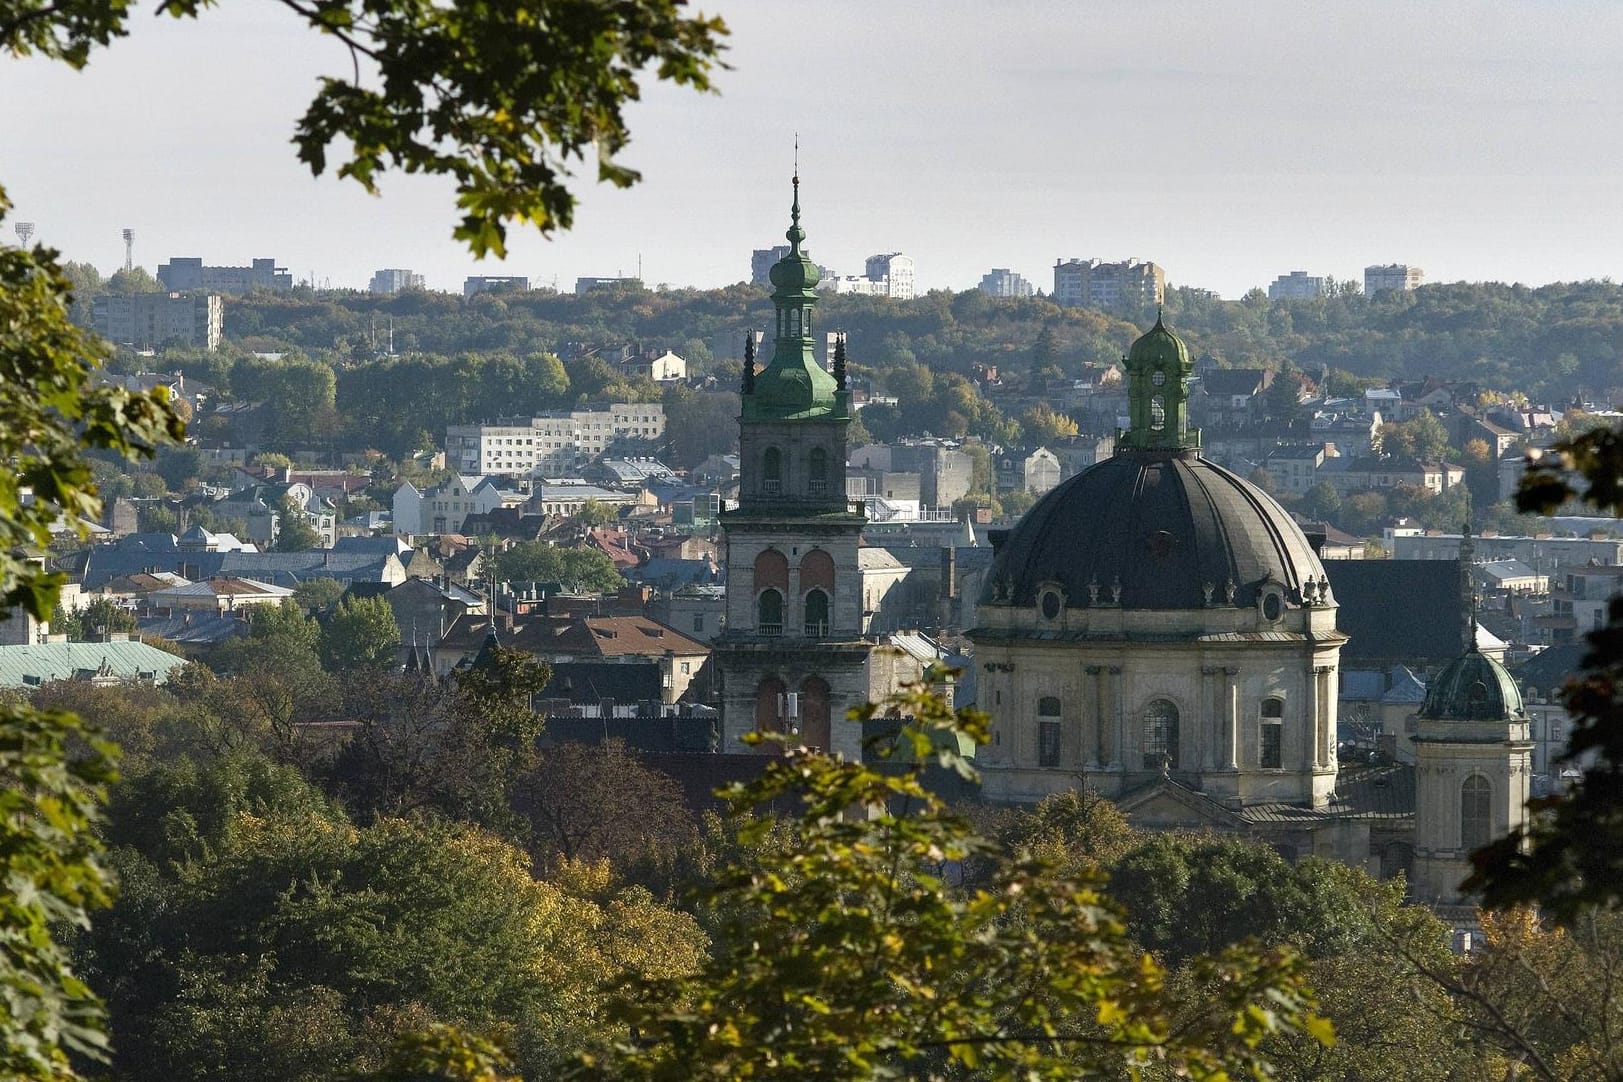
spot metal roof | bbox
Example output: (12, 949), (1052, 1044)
(0, 641), (188, 687)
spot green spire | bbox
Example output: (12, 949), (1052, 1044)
(744, 169), (839, 421)
(1120, 313), (1199, 451)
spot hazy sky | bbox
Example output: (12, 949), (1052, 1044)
(5, 1), (1623, 298)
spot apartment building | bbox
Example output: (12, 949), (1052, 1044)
(1052, 257), (1165, 308)
(92, 292), (223, 351)
(446, 403), (667, 476)
(157, 257), (291, 293)
(1364, 264), (1424, 294)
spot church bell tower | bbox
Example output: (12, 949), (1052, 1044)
(716, 172), (870, 757)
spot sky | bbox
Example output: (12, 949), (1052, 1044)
(4, 1), (1623, 299)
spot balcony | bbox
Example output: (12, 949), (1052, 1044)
(759, 623), (783, 637)
(803, 621), (829, 637)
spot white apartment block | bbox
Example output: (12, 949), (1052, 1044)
(1268, 271), (1327, 300)
(864, 253), (916, 300)
(369, 268), (425, 293)
(447, 403), (666, 477)
(978, 268), (1036, 298)
(1364, 264), (1424, 294)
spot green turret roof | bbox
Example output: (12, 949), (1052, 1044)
(1419, 649), (1526, 721)
(743, 173), (842, 422)
(1120, 313), (1199, 451)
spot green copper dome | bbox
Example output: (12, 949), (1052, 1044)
(1120, 314), (1199, 452)
(744, 174), (842, 421)
(1419, 649), (1525, 721)
(1128, 315), (1190, 370)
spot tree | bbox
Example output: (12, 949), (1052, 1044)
(272, 494), (322, 552)
(291, 577), (345, 614)
(320, 595), (401, 672)
(154, 444), (202, 491)
(53, 595), (138, 640)
(104, 266), (160, 294)
(489, 541), (624, 594)
(572, 497), (619, 528)
(1021, 401), (1079, 443)
(591, 672), (1327, 1080)
(514, 739), (696, 868)
(1, 1), (725, 1070)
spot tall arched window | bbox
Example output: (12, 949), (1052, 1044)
(762, 446), (782, 495)
(754, 548), (789, 592)
(800, 676), (831, 752)
(1461, 775), (1492, 850)
(1150, 395), (1166, 432)
(803, 588), (830, 636)
(1037, 695), (1062, 768)
(1142, 699), (1179, 770)
(1259, 697), (1284, 769)
(757, 589), (784, 636)
(808, 446), (829, 496)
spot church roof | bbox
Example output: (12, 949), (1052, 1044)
(1418, 648), (1526, 721)
(1323, 559), (1464, 665)
(981, 450), (1324, 611)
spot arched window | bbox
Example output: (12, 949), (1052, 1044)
(804, 588), (830, 637)
(754, 676), (786, 754)
(1142, 699), (1179, 770)
(1037, 695), (1062, 768)
(762, 446), (782, 495)
(808, 446), (829, 496)
(757, 588), (784, 636)
(800, 676), (831, 752)
(1461, 775), (1492, 850)
(1259, 697), (1284, 769)
(1150, 395), (1166, 432)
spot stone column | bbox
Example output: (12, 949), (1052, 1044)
(1305, 662), (1320, 770)
(1315, 666), (1334, 769)
(1109, 666), (1124, 769)
(1225, 667), (1240, 770)
(1085, 665), (1104, 766)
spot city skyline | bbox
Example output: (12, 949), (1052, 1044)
(5, 1), (1622, 298)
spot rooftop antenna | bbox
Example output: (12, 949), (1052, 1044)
(122, 228), (134, 272)
(14, 221), (35, 247)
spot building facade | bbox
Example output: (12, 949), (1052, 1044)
(972, 318), (1346, 811)
(369, 268), (424, 293)
(864, 253), (916, 300)
(445, 404), (666, 476)
(978, 268), (1036, 298)
(1053, 258), (1166, 308)
(1268, 271), (1327, 300)
(716, 179), (874, 760)
(1364, 264), (1424, 294)
(92, 292), (223, 351)
(463, 276), (530, 296)
(157, 257), (291, 293)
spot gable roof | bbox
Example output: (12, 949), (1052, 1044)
(1325, 559), (1464, 665)
(0, 640), (189, 687)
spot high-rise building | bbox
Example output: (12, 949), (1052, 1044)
(369, 268), (425, 294)
(1364, 264), (1424, 294)
(1268, 271), (1327, 300)
(157, 257), (291, 294)
(92, 292), (223, 351)
(463, 275), (530, 297)
(1052, 258), (1165, 308)
(978, 268), (1035, 298)
(751, 246), (792, 285)
(864, 253), (916, 300)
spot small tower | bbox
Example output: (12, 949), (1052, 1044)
(1411, 646), (1533, 903)
(716, 171), (869, 758)
(1118, 312), (1200, 452)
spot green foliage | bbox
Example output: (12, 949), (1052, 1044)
(0, 706), (119, 1080)
(291, 577), (345, 614)
(85, 755), (709, 1082)
(52, 595), (137, 640)
(592, 672), (1326, 1080)
(246, 597), (322, 653)
(272, 494), (323, 552)
(489, 541), (624, 594)
(154, 445), (202, 491)
(362, 1024), (520, 1082)
(320, 595), (401, 672)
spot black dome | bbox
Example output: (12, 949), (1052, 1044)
(1418, 649), (1524, 721)
(982, 449), (1327, 610)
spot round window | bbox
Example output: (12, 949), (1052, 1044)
(1040, 590), (1062, 619)
(1262, 592), (1283, 621)
(1151, 368), (1166, 386)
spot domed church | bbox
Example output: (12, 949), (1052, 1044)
(972, 317), (1532, 887)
